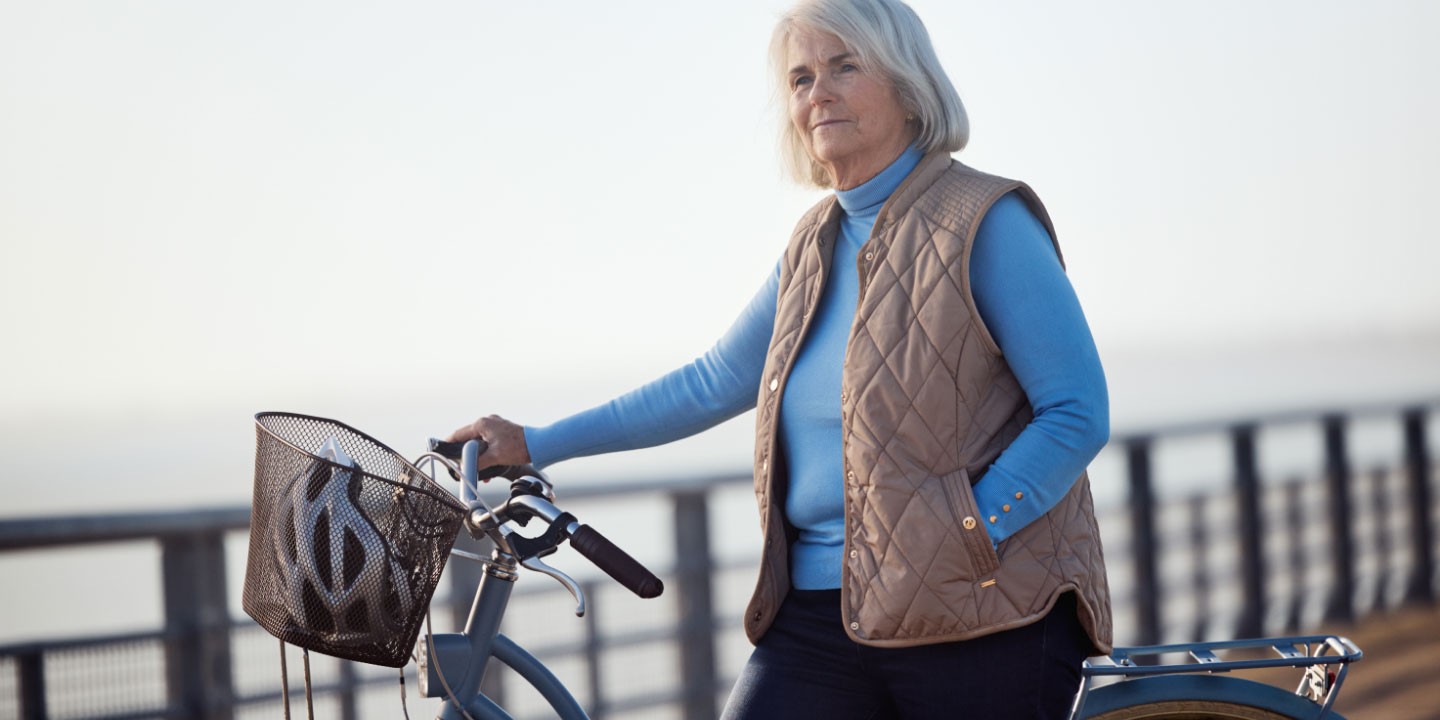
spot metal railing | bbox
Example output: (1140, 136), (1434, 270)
(1116, 401), (1437, 647)
(1, 399), (1436, 719)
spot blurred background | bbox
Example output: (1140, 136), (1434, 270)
(1, 0), (1437, 718)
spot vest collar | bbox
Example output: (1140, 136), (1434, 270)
(803, 150), (953, 274)
(873, 150), (953, 233)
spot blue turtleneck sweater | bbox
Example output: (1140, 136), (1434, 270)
(523, 147), (1108, 589)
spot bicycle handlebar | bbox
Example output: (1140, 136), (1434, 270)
(429, 437), (540, 482)
(435, 437), (665, 601)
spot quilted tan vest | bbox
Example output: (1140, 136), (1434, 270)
(746, 151), (1112, 653)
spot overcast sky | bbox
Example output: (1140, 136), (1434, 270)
(1, 0), (1437, 458)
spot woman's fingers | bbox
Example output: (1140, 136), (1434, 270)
(446, 414), (531, 466)
(445, 418), (482, 444)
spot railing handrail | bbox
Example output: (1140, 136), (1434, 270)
(0, 627), (177, 657)
(6, 396), (1434, 551)
(0, 506), (253, 551)
(1110, 396), (1440, 443)
(0, 474), (754, 553)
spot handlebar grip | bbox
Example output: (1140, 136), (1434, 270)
(569, 525), (664, 599)
(429, 439), (536, 481)
(429, 438), (483, 460)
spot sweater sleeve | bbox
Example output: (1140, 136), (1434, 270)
(969, 192), (1110, 547)
(523, 263), (780, 469)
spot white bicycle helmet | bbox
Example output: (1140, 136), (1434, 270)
(270, 437), (417, 647)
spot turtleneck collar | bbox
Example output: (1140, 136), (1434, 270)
(834, 144), (924, 217)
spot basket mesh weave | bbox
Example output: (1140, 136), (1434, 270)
(243, 412), (465, 667)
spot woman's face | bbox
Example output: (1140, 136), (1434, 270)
(786, 31), (913, 190)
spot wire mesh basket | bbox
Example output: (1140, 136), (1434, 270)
(243, 412), (466, 667)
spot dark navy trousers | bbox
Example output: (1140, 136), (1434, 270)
(721, 590), (1090, 720)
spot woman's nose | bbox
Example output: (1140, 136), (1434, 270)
(807, 75), (836, 105)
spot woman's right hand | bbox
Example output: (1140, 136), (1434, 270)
(447, 414), (532, 468)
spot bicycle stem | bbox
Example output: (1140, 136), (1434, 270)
(458, 447), (591, 616)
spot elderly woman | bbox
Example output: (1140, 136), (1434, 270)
(450, 0), (1111, 716)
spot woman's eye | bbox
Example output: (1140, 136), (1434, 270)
(792, 76), (812, 88)
(839, 63), (858, 73)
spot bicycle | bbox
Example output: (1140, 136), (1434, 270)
(1070, 632), (1362, 719)
(245, 412), (1363, 719)
(244, 412), (663, 720)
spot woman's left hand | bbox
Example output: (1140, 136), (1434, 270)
(446, 414), (531, 467)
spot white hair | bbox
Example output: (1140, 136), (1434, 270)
(770, 0), (969, 188)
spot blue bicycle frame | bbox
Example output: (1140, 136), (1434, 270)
(419, 554), (588, 720)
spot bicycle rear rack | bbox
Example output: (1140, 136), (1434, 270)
(1085, 635), (1362, 677)
(1075, 635), (1363, 719)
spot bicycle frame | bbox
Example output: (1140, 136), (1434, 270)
(419, 549), (588, 719)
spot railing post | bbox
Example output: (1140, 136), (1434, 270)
(161, 531), (235, 720)
(1368, 467), (1393, 612)
(1283, 478), (1306, 631)
(1187, 495), (1210, 642)
(1403, 408), (1434, 605)
(338, 660), (357, 720)
(1231, 424), (1265, 638)
(673, 489), (717, 720)
(1322, 415), (1356, 625)
(1126, 437), (1161, 645)
(582, 580), (605, 720)
(18, 649), (46, 720)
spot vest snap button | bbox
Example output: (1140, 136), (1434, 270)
(850, 621), (859, 631)
(769, 378), (779, 392)
(1015, 491), (1024, 500)
(849, 549), (858, 559)
(962, 516), (976, 530)
(1002, 504), (1011, 512)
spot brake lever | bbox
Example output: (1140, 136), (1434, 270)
(520, 555), (588, 617)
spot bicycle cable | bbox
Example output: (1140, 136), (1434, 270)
(302, 647), (315, 719)
(278, 639), (291, 720)
(276, 639), (314, 720)
(398, 666), (412, 720)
